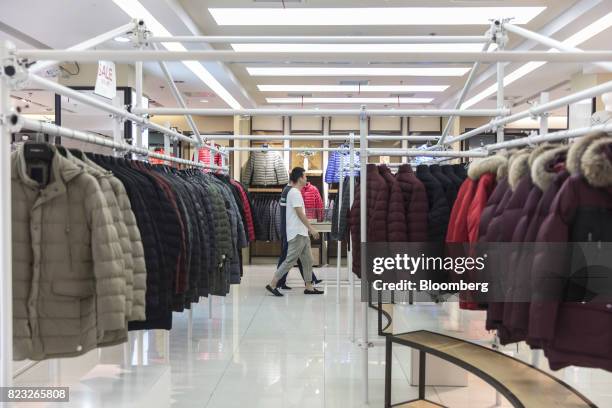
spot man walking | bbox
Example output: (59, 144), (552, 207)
(266, 167), (324, 296)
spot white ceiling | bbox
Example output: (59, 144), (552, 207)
(2, 0), (612, 116)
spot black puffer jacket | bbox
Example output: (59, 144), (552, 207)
(331, 176), (358, 241)
(430, 165), (458, 207)
(91, 156), (173, 331)
(416, 165), (451, 243)
(453, 164), (468, 181)
(442, 165), (464, 191)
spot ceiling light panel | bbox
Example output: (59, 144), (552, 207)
(266, 97), (434, 104)
(247, 67), (471, 77)
(257, 85), (449, 92)
(232, 43), (485, 53)
(112, 0), (241, 109)
(209, 7), (545, 26)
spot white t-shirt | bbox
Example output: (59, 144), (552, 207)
(286, 187), (309, 241)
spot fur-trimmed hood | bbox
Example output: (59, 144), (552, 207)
(467, 154), (507, 181)
(508, 152), (531, 191)
(581, 138), (612, 188)
(567, 132), (609, 175)
(528, 143), (557, 168)
(531, 145), (569, 191)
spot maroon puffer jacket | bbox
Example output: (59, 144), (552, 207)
(395, 164), (428, 242)
(349, 164), (389, 277)
(378, 165), (407, 242)
(503, 146), (569, 345)
(484, 151), (532, 332)
(530, 137), (612, 371)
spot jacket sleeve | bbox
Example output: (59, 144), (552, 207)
(116, 181), (147, 321)
(242, 155), (253, 185)
(98, 178), (134, 321)
(407, 181), (429, 242)
(84, 177), (126, 336)
(528, 179), (574, 344)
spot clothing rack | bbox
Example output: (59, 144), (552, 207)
(18, 117), (227, 171)
(2, 17), (612, 404)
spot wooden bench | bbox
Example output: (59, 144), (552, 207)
(385, 330), (597, 408)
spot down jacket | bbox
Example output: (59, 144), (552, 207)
(12, 146), (125, 361)
(301, 182), (324, 221)
(416, 165), (450, 243)
(241, 151), (289, 186)
(446, 155), (507, 310)
(349, 164), (389, 277)
(379, 165), (408, 242)
(502, 146), (569, 344)
(80, 154), (147, 323)
(331, 176), (356, 241)
(395, 164), (428, 242)
(442, 165), (464, 191)
(430, 165), (458, 208)
(325, 150), (361, 183)
(530, 136), (612, 371)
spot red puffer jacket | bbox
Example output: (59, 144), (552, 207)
(446, 155), (507, 310)
(230, 179), (256, 242)
(349, 164), (389, 277)
(301, 182), (324, 221)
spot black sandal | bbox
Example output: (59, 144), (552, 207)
(266, 285), (284, 297)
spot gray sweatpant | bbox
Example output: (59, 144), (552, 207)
(273, 235), (313, 283)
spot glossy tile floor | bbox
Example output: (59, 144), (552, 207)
(13, 263), (612, 407)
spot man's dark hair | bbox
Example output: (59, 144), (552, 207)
(290, 167), (306, 183)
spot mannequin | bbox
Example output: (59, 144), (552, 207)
(590, 92), (612, 125)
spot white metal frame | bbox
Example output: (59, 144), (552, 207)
(3, 17), (612, 407)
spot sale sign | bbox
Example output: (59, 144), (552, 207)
(94, 60), (117, 99)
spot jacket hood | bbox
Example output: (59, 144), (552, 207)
(12, 144), (84, 188)
(581, 137), (612, 188)
(430, 164), (442, 173)
(508, 152), (531, 191)
(528, 143), (558, 168)
(531, 145), (569, 191)
(467, 154), (507, 181)
(567, 132), (609, 175)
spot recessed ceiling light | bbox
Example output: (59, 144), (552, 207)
(257, 84), (449, 92)
(462, 11), (612, 108)
(199, 99), (209, 103)
(266, 97), (434, 104)
(232, 43), (485, 53)
(248, 67), (470, 77)
(114, 36), (130, 43)
(112, 0), (241, 109)
(209, 7), (545, 26)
